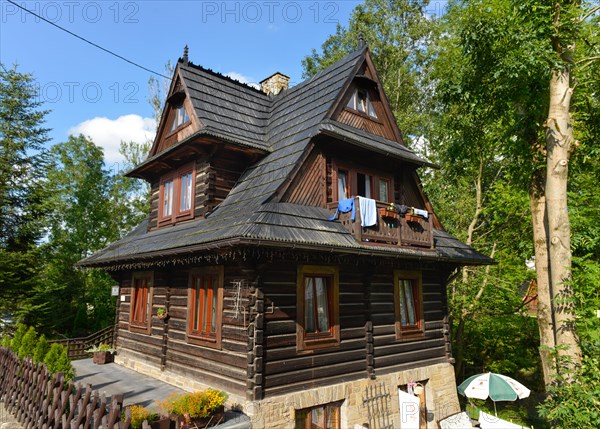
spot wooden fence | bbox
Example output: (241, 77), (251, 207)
(50, 325), (115, 360)
(0, 346), (155, 429)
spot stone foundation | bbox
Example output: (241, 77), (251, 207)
(116, 352), (460, 429)
(245, 362), (460, 429)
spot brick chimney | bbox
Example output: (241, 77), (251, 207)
(260, 72), (290, 96)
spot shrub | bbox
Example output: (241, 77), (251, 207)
(159, 389), (227, 419)
(18, 326), (38, 359)
(122, 405), (158, 429)
(44, 343), (75, 381)
(10, 323), (27, 352)
(85, 343), (115, 353)
(33, 334), (49, 363)
(1, 335), (11, 348)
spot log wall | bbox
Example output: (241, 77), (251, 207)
(115, 259), (450, 401)
(116, 264), (252, 397)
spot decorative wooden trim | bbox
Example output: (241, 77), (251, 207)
(393, 270), (425, 340)
(186, 266), (224, 350)
(296, 265), (340, 352)
(129, 271), (153, 335)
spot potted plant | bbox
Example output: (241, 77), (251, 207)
(159, 389), (227, 428)
(379, 204), (398, 220)
(122, 404), (170, 429)
(86, 343), (115, 365)
(404, 213), (421, 223)
(157, 307), (168, 321)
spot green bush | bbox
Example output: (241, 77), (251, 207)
(18, 326), (37, 359)
(10, 323), (27, 352)
(44, 343), (75, 381)
(33, 334), (49, 363)
(1, 335), (11, 348)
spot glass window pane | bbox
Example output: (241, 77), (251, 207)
(357, 91), (367, 113)
(315, 278), (330, 333)
(404, 280), (417, 325)
(337, 171), (348, 200)
(368, 100), (377, 118)
(311, 407), (325, 429)
(399, 281), (408, 326)
(211, 276), (217, 333)
(305, 278), (316, 333)
(379, 180), (389, 202)
(346, 92), (356, 110)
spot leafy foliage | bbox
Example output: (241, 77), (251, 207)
(44, 343), (75, 382)
(159, 389), (227, 419)
(122, 405), (158, 429)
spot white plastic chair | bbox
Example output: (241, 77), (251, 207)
(439, 411), (474, 428)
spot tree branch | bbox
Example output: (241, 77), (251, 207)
(579, 5), (600, 23)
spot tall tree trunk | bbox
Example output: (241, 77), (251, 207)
(530, 170), (556, 387)
(544, 69), (581, 378)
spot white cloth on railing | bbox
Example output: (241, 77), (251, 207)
(358, 196), (378, 227)
(412, 208), (429, 219)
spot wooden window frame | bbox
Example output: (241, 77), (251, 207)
(129, 272), (153, 335)
(394, 270), (425, 340)
(332, 161), (394, 202)
(169, 103), (190, 133)
(296, 265), (340, 352)
(158, 162), (196, 226)
(345, 87), (381, 122)
(295, 401), (342, 429)
(186, 266), (224, 349)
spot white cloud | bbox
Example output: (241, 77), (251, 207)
(225, 72), (260, 89)
(68, 114), (156, 166)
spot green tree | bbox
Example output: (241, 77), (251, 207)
(17, 325), (37, 359)
(33, 334), (49, 363)
(0, 64), (50, 317)
(302, 0), (439, 141)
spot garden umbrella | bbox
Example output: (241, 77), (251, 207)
(457, 372), (530, 416)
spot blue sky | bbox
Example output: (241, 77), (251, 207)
(1, 0), (362, 166)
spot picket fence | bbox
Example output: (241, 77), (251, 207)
(0, 347), (154, 429)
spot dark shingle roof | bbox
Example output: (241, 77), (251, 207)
(80, 48), (491, 268)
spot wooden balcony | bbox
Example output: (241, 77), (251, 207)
(328, 198), (434, 249)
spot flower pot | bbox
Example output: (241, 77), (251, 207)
(93, 351), (114, 365)
(150, 417), (171, 429)
(404, 214), (421, 223)
(176, 406), (225, 428)
(379, 208), (398, 220)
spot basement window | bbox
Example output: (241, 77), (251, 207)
(295, 401), (342, 429)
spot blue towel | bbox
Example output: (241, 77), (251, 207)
(328, 198), (356, 221)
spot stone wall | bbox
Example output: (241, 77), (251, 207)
(116, 351), (460, 429)
(246, 362), (461, 429)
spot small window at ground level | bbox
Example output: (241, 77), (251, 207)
(295, 401), (342, 429)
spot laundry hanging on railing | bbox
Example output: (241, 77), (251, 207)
(328, 198), (356, 221)
(357, 196), (378, 227)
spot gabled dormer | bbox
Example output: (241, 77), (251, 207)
(330, 52), (403, 143)
(150, 74), (199, 157)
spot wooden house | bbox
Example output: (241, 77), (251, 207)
(80, 45), (492, 428)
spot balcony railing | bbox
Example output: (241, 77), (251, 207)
(327, 198), (434, 249)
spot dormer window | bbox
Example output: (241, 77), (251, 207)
(346, 89), (377, 119)
(171, 104), (190, 131)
